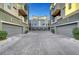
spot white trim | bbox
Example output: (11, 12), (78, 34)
(55, 21), (79, 27)
(55, 16), (62, 20)
(1, 20), (23, 26)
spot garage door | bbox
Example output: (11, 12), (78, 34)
(2, 23), (23, 37)
(56, 23), (77, 37)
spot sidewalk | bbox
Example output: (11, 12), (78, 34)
(0, 34), (23, 53)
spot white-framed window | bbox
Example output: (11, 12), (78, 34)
(69, 3), (72, 9)
(7, 3), (11, 10)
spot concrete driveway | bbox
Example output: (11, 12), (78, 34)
(0, 31), (79, 55)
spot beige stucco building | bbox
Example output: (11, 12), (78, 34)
(31, 16), (49, 31)
(0, 3), (29, 36)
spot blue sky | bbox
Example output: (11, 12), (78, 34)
(28, 3), (50, 20)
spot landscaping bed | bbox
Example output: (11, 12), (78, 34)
(72, 27), (79, 40)
(0, 31), (8, 41)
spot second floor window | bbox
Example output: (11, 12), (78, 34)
(7, 3), (11, 10)
(42, 23), (45, 25)
(69, 3), (72, 9)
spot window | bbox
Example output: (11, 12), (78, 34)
(63, 6), (65, 10)
(69, 3), (72, 9)
(7, 3), (11, 9)
(54, 5), (56, 10)
(52, 17), (55, 22)
(13, 4), (17, 10)
(43, 23), (45, 25)
(13, 6), (17, 10)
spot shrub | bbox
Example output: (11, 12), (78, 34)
(72, 27), (79, 40)
(0, 31), (8, 40)
(51, 29), (55, 33)
(24, 30), (28, 34)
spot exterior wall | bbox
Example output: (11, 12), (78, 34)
(0, 3), (27, 22)
(0, 3), (29, 36)
(4, 4), (18, 17)
(51, 3), (79, 25)
(31, 16), (48, 30)
(54, 10), (79, 26)
(65, 3), (79, 16)
(0, 3), (21, 19)
(0, 9), (24, 31)
(60, 3), (65, 17)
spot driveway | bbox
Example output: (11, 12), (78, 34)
(0, 31), (79, 55)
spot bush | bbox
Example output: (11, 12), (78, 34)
(24, 30), (28, 34)
(0, 31), (8, 40)
(51, 29), (55, 33)
(72, 27), (79, 40)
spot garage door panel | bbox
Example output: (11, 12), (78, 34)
(56, 23), (77, 37)
(2, 23), (23, 36)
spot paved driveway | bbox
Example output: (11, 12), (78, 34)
(0, 31), (79, 55)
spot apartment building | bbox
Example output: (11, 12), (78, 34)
(31, 16), (39, 30)
(0, 3), (29, 36)
(50, 3), (79, 37)
(31, 16), (49, 31)
(39, 16), (49, 30)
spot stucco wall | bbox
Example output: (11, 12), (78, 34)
(0, 9), (28, 32)
(65, 3), (79, 16)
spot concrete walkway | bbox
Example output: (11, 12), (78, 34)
(0, 31), (79, 55)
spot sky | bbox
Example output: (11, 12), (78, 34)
(28, 3), (50, 20)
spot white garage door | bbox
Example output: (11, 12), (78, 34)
(2, 23), (23, 36)
(56, 23), (77, 37)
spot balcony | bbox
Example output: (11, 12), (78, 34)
(51, 4), (61, 17)
(18, 9), (27, 17)
(52, 9), (61, 17)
